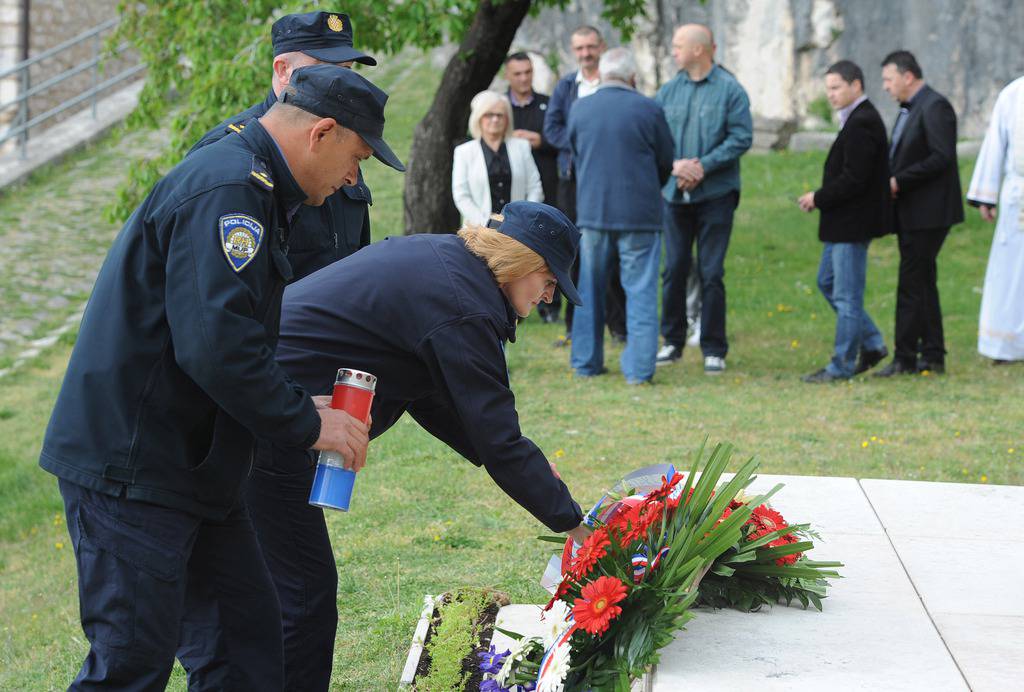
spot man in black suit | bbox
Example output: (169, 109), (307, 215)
(798, 60), (891, 382)
(876, 50), (964, 376)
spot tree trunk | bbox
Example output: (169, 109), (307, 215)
(403, 0), (532, 234)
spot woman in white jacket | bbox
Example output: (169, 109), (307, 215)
(452, 90), (543, 226)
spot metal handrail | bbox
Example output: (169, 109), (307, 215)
(0, 18), (142, 159)
(1, 64), (147, 140)
(0, 18), (118, 80)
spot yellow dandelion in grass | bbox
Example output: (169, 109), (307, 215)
(961, 468), (968, 475)
(955, 431), (961, 437)
(980, 475), (989, 483)
(433, 534), (441, 542)
(861, 441), (869, 448)
(921, 369), (932, 376)
(1009, 448), (1016, 454)
(810, 313), (817, 320)
(790, 339), (799, 349)
(55, 542), (64, 550)
(767, 311), (774, 318)
(32, 614), (38, 621)
(870, 436), (878, 442)
(554, 449), (565, 459)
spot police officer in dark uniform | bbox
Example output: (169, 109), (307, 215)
(40, 65), (404, 690)
(252, 201), (591, 687)
(190, 11), (377, 279)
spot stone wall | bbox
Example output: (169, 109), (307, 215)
(514, 0), (1024, 145)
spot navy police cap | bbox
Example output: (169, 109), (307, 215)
(488, 201), (582, 306)
(283, 64), (405, 171)
(272, 11), (376, 66)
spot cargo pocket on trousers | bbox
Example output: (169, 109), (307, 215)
(75, 500), (185, 652)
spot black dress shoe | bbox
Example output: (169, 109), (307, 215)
(917, 360), (945, 375)
(873, 359), (917, 377)
(854, 347), (889, 375)
(802, 368), (847, 383)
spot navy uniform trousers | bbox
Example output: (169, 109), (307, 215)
(243, 449), (336, 692)
(61, 479), (283, 691)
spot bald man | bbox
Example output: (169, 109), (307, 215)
(655, 23), (752, 375)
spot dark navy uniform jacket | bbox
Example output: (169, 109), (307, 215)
(39, 120), (322, 520)
(276, 234), (584, 532)
(190, 90), (372, 281)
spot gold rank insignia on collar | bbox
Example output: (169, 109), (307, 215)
(226, 121), (247, 135)
(249, 156), (275, 191)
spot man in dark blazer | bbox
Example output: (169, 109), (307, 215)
(798, 60), (891, 382)
(876, 50), (964, 376)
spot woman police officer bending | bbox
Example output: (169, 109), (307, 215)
(246, 200), (590, 689)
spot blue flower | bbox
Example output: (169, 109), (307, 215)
(477, 645), (510, 675)
(479, 679), (506, 692)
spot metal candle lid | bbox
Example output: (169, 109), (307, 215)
(335, 367), (377, 392)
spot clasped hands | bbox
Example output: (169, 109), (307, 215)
(673, 158), (704, 191)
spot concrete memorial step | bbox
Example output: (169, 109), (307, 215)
(489, 475), (1022, 691)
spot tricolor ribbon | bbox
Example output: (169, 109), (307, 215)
(631, 547), (649, 583)
(650, 545), (670, 571)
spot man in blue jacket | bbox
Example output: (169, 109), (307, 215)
(543, 25), (627, 344)
(39, 66), (404, 690)
(190, 11), (376, 280)
(569, 48), (674, 384)
(655, 24), (752, 374)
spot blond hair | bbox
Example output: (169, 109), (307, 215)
(467, 90), (512, 141)
(458, 222), (547, 284)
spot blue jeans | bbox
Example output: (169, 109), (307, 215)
(571, 229), (661, 382)
(661, 193), (737, 357)
(817, 241), (885, 377)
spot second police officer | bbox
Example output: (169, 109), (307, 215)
(190, 11), (377, 277)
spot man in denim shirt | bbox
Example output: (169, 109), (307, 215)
(655, 24), (752, 374)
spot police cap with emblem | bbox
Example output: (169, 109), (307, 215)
(283, 64), (405, 172)
(272, 11), (376, 66)
(487, 201), (582, 306)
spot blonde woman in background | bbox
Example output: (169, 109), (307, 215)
(452, 90), (544, 225)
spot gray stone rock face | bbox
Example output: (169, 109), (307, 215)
(514, 0), (1024, 140)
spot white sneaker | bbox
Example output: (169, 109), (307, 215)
(656, 344), (682, 366)
(704, 356), (726, 374)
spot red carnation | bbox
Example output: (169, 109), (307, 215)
(544, 577), (573, 611)
(570, 530), (611, 577)
(572, 576), (628, 636)
(648, 472), (685, 501)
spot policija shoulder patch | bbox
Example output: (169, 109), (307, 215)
(220, 213), (264, 272)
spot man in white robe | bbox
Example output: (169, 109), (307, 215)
(967, 76), (1024, 362)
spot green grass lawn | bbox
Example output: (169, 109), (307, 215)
(1, 57), (1022, 689)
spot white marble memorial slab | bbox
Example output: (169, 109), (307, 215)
(651, 531), (966, 690)
(861, 479), (1024, 689)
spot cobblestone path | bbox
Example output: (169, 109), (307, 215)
(0, 127), (169, 373)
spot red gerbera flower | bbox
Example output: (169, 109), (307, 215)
(611, 499), (664, 546)
(746, 504), (789, 540)
(572, 576), (628, 636)
(570, 529), (611, 577)
(769, 532), (803, 566)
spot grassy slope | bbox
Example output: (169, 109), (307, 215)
(1, 57), (1021, 689)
